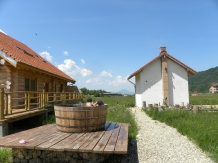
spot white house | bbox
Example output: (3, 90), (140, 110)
(127, 47), (197, 108)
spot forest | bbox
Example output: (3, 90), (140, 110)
(80, 87), (108, 97)
(188, 66), (218, 93)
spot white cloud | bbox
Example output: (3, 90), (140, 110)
(100, 71), (112, 77)
(58, 59), (92, 77)
(39, 51), (53, 62)
(86, 78), (102, 85)
(80, 59), (85, 64)
(109, 76), (128, 86)
(63, 51), (69, 56)
(0, 29), (7, 34)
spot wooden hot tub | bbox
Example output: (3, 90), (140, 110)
(54, 104), (108, 133)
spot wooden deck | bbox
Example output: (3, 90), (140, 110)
(0, 122), (129, 154)
(0, 107), (54, 123)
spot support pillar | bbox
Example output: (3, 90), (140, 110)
(0, 121), (8, 137)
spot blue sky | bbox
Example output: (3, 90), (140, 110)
(1, 0), (218, 93)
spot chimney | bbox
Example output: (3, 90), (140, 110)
(160, 47), (166, 52)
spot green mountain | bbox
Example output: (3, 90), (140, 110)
(188, 66), (218, 93)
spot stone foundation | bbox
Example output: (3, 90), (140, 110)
(12, 148), (110, 163)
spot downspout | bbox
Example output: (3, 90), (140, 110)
(128, 79), (135, 89)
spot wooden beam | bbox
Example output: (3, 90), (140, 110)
(0, 88), (4, 120)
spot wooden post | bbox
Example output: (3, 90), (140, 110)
(9, 94), (12, 114)
(54, 93), (56, 104)
(0, 88), (5, 120)
(43, 89), (45, 109)
(73, 92), (75, 101)
(148, 104), (153, 111)
(5, 94), (8, 115)
(193, 106), (199, 114)
(39, 93), (42, 108)
(24, 93), (27, 110)
(28, 92), (30, 110)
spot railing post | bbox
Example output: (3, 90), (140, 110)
(0, 88), (5, 120)
(28, 92), (30, 110)
(43, 89), (45, 109)
(73, 92), (75, 101)
(9, 94), (12, 114)
(54, 93), (56, 105)
(24, 92), (27, 110)
(5, 93), (8, 115)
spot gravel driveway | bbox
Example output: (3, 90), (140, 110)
(106, 107), (214, 163)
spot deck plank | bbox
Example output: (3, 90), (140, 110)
(0, 124), (56, 147)
(114, 124), (129, 154)
(2, 124), (58, 148)
(65, 132), (94, 151)
(49, 133), (84, 151)
(92, 123), (118, 153)
(21, 128), (64, 149)
(78, 131), (105, 152)
(104, 124), (121, 153)
(81, 131), (105, 152)
(35, 132), (71, 150)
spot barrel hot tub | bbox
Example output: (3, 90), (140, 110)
(54, 104), (108, 133)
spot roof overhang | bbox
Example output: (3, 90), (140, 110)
(128, 53), (198, 80)
(0, 50), (17, 67)
(17, 62), (76, 83)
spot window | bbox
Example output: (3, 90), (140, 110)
(25, 78), (36, 91)
(44, 83), (49, 92)
(25, 78), (37, 103)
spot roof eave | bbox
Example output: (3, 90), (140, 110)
(0, 50), (17, 67)
(17, 62), (76, 83)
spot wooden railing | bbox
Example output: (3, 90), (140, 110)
(0, 88), (83, 120)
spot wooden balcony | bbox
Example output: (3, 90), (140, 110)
(0, 88), (83, 122)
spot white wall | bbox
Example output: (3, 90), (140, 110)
(135, 74), (142, 107)
(167, 59), (189, 106)
(135, 58), (163, 107)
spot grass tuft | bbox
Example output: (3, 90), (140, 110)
(0, 148), (12, 163)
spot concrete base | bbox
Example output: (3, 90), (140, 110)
(0, 121), (8, 137)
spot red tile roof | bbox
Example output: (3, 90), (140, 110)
(128, 50), (197, 80)
(0, 32), (75, 83)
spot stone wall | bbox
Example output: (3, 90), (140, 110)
(12, 148), (110, 163)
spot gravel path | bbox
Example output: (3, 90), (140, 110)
(131, 107), (214, 163)
(106, 107), (214, 163)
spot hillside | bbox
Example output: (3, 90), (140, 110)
(119, 89), (134, 95)
(188, 66), (218, 93)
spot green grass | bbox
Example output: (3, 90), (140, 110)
(145, 108), (218, 162)
(0, 148), (12, 163)
(190, 95), (218, 105)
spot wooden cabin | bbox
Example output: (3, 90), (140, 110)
(0, 32), (78, 108)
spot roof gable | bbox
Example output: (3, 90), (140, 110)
(128, 49), (197, 80)
(0, 32), (75, 83)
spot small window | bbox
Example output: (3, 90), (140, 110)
(25, 78), (36, 91)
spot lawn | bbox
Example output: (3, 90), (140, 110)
(190, 94), (218, 105)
